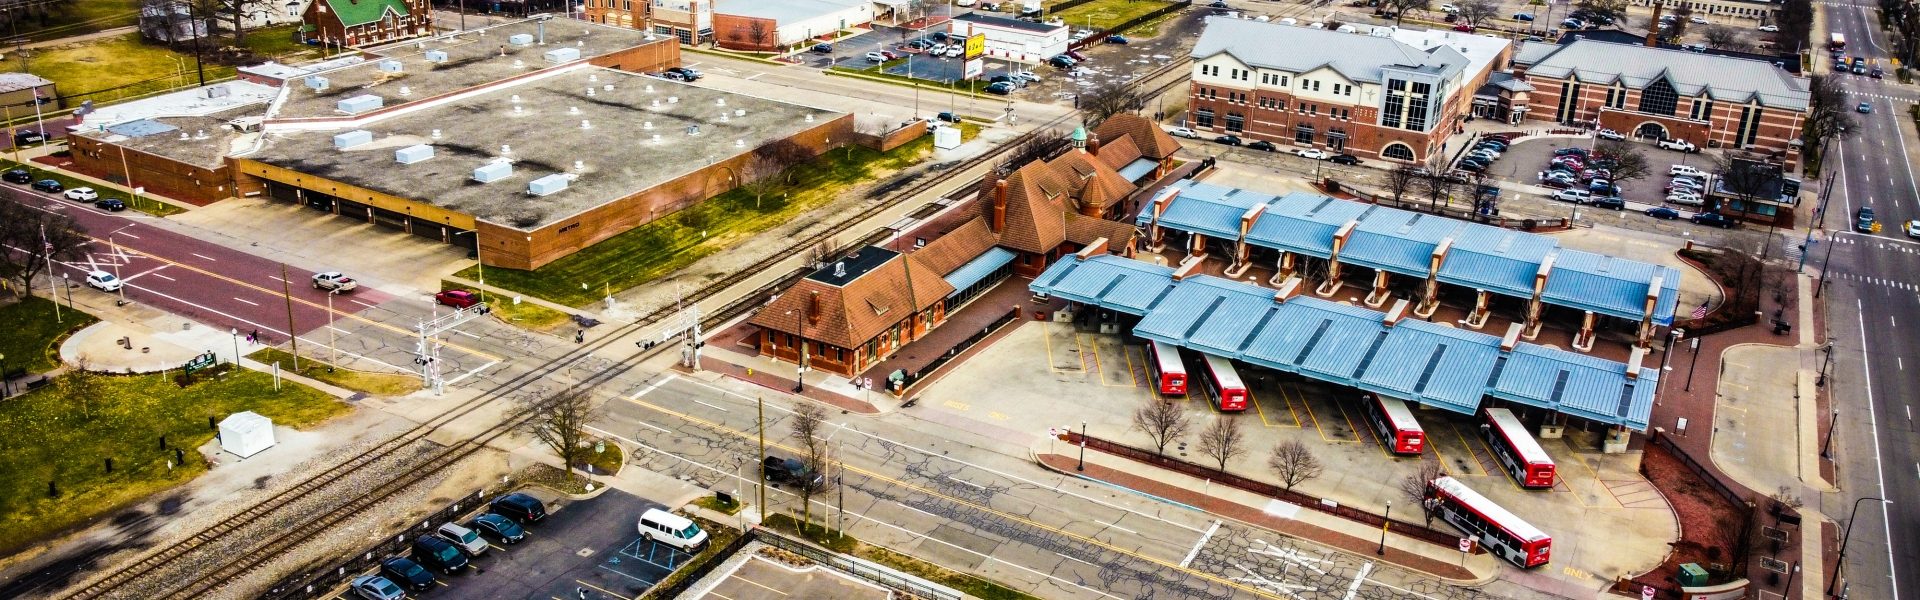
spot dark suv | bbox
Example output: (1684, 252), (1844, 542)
(379, 556), (437, 591)
(1691, 212), (1736, 228)
(411, 536), (470, 575)
(2, 168), (30, 184)
(490, 492), (547, 524)
(763, 455), (826, 489)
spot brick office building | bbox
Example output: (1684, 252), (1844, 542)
(1513, 38), (1810, 168)
(303, 0), (432, 47)
(1186, 17), (1510, 164)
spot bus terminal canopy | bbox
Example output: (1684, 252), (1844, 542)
(1031, 254), (1659, 431)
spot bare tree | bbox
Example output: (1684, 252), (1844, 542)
(755, 139), (818, 184)
(58, 356), (101, 419)
(1079, 79), (1145, 127)
(1130, 398), (1192, 457)
(1700, 24), (1745, 49)
(746, 19), (771, 49)
(1418, 167), (1458, 211)
(995, 128), (1070, 175)
(1594, 140), (1651, 188)
(1803, 75), (1855, 162)
(519, 387), (598, 483)
(1666, 4), (1695, 41)
(192, 0), (273, 42)
(789, 403), (834, 531)
(1385, 164), (1422, 205)
(1399, 461), (1447, 525)
(1456, 0), (1500, 26)
(1574, 0), (1629, 24)
(1381, 0), (1430, 25)
(0, 200), (90, 300)
(1195, 416), (1246, 471)
(1267, 440), (1323, 490)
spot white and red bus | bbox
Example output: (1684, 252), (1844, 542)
(1427, 476), (1552, 568)
(1146, 341), (1188, 398)
(1363, 394), (1425, 455)
(1483, 408), (1556, 489)
(1196, 353), (1249, 412)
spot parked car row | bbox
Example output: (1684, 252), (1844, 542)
(345, 493), (544, 599)
(1455, 134), (1512, 175)
(1206, 134), (1361, 164)
(7, 168), (130, 211)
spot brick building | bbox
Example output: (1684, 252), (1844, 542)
(303, 0), (432, 47)
(582, 0), (648, 29)
(1513, 38), (1810, 168)
(1186, 17), (1511, 164)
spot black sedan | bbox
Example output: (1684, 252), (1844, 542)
(1645, 206), (1681, 220)
(31, 179), (61, 193)
(95, 198), (126, 211)
(1213, 135), (1242, 146)
(1330, 154), (1362, 165)
(2, 168), (30, 184)
(1690, 212), (1736, 228)
(1247, 140), (1277, 152)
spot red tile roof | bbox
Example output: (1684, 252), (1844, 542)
(749, 249), (954, 349)
(908, 216), (1000, 276)
(1096, 113), (1182, 161)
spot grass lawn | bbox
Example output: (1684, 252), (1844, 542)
(1, 158), (186, 217)
(15, 0), (140, 42)
(761, 513), (1039, 600)
(0, 296), (98, 374)
(1051, 0), (1176, 31)
(462, 124), (981, 307)
(245, 347), (422, 397)
(439, 282), (574, 333)
(692, 493), (743, 515)
(3, 33), (232, 100)
(0, 364), (348, 555)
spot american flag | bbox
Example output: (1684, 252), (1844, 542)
(1691, 302), (1709, 319)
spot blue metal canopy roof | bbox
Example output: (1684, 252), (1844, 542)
(1142, 181), (1683, 324)
(1032, 254), (1660, 430)
(1118, 157), (1159, 181)
(942, 247), (1016, 296)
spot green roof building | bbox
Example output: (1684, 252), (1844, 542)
(303, 0), (432, 46)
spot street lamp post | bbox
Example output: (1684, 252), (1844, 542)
(1829, 496), (1890, 596)
(230, 328), (240, 365)
(1, 352), (7, 399)
(452, 230), (487, 303)
(1077, 421), (1087, 471)
(1820, 408), (1839, 458)
(1378, 501), (1392, 555)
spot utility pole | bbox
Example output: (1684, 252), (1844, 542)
(836, 439), (845, 538)
(40, 223), (60, 324)
(280, 263), (300, 370)
(757, 396), (768, 524)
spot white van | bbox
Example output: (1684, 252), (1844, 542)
(637, 509), (708, 553)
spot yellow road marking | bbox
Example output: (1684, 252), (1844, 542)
(944, 400), (971, 411)
(625, 396), (1292, 600)
(88, 234), (500, 361)
(988, 411), (1010, 421)
(733, 575), (789, 596)
(1441, 422), (1488, 478)
(1290, 382), (1353, 443)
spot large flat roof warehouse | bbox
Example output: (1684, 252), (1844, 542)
(269, 16), (656, 121)
(242, 67), (845, 230)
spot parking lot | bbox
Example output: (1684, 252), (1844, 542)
(327, 489), (689, 600)
(1467, 134), (1723, 218)
(689, 554), (892, 600)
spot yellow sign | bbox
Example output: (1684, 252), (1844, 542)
(964, 33), (986, 60)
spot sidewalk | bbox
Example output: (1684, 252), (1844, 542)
(1031, 446), (1500, 585)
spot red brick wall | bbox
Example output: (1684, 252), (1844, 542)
(67, 137), (232, 206)
(491, 113), (857, 269)
(304, 0), (433, 46)
(1186, 89), (1448, 163)
(713, 14), (778, 51)
(589, 37), (681, 73)
(1523, 75), (1806, 167)
(852, 120), (929, 152)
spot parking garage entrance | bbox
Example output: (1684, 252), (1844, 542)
(261, 180), (475, 250)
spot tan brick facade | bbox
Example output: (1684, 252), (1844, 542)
(1186, 81), (1465, 164)
(582, 0), (646, 29)
(68, 137), (233, 206)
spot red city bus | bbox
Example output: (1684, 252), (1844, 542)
(1196, 353), (1249, 412)
(1483, 408), (1556, 489)
(1145, 341), (1188, 397)
(1427, 476), (1552, 568)
(1363, 394), (1425, 455)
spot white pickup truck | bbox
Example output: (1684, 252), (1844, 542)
(311, 271), (358, 293)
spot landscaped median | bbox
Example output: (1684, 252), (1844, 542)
(0, 355), (348, 555)
(459, 124), (980, 307)
(244, 347), (423, 397)
(2, 158), (186, 217)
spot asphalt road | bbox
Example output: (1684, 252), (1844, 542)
(1816, 2), (1920, 597)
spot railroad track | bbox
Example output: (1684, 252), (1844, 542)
(62, 57), (1196, 600)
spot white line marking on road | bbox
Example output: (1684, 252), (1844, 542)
(631, 375), (675, 399)
(1341, 562), (1375, 600)
(896, 502), (940, 519)
(191, 252), (216, 261)
(1900, 357), (1905, 371)
(744, 72), (763, 80)
(351, 299), (377, 309)
(1893, 315), (1897, 328)
(1180, 520), (1221, 568)
(1856, 298), (1904, 600)
(693, 399), (729, 412)
(1906, 405), (1911, 421)
(1100, 520), (1137, 535)
(442, 361), (497, 386)
(1055, 552), (1095, 567)
(636, 421), (670, 433)
(944, 475), (985, 489)
(269, 276), (285, 283)
(233, 297), (260, 306)
(150, 272), (175, 281)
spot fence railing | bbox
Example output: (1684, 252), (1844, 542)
(638, 526), (757, 599)
(1065, 432), (1468, 549)
(757, 529), (963, 600)
(259, 489), (494, 600)
(1620, 431), (1761, 597)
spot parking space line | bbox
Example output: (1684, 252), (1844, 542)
(596, 563), (659, 586)
(1291, 383), (1352, 443)
(1440, 422), (1492, 477)
(733, 575), (789, 596)
(706, 591), (739, 600)
(576, 579), (633, 599)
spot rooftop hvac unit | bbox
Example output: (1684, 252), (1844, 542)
(424, 50), (449, 63)
(509, 33), (535, 46)
(333, 130), (374, 149)
(395, 144), (434, 164)
(337, 94), (384, 114)
(378, 59), (403, 73)
(203, 85), (231, 99)
(305, 75), (329, 91)
(528, 173), (570, 196)
(473, 161), (514, 183)
(544, 47), (580, 63)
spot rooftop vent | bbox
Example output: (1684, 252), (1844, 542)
(734, 139), (744, 147)
(734, 108), (745, 116)
(805, 114), (814, 122)
(500, 144), (512, 155)
(668, 96), (678, 103)
(528, 173), (569, 196)
(573, 160), (585, 171)
(569, 106), (580, 114)
(396, 144), (434, 164)
(643, 121), (653, 129)
(337, 94), (384, 114)
(603, 84), (613, 91)
(203, 85), (231, 99)
(513, 105), (524, 114)
(511, 94), (522, 103)
(718, 114), (729, 123)
(333, 129), (374, 149)
(716, 98), (726, 107)
(580, 119), (591, 129)
(425, 50), (449, 63)
(378, 59), (403, 73)
(399, 85), (412, 96)
(834, 262), (846, 277)
(305, 75), (329, 91)
(473, 160), (513, 183)
(590, 74), (599, 82)
(651, 99), (661, 107)
(586, 88), (596, 97)
(544, 47), (580, 63)
(645, 84), (654, 93)
(686, 125), (700, 136)
(431, 129), (442, 139)
(651, 134), (662, 143)
(509, 33), (535, 46)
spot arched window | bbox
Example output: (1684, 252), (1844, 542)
(1382, 143), (1415, 161)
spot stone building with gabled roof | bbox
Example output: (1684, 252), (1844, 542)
(303, 0), (431, 47)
